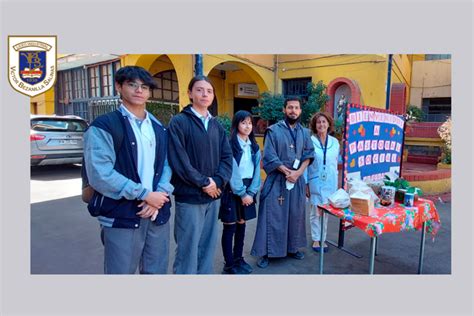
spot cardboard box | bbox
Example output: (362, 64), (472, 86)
(350, 197), (375, 216)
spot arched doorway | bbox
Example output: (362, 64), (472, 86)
(206, 61), (269, 134)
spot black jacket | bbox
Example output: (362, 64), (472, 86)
(168, 105), (233, 204)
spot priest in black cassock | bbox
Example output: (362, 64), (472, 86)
(251, 97), (315, 269)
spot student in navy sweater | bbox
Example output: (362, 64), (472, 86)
(219, 110), (261, 274)
(168, 75), (233, 274)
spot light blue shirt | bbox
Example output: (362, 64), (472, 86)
(190, 106), (212, 130)
(237, 135), (254, 179)
(120, 105), (155, 193)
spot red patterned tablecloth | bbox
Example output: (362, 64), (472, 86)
(318, 198), (441, 238)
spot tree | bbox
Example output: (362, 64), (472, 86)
(252, 81), (329, 128)
(251, 91), (285, 124)
(301, 81), (329, 126)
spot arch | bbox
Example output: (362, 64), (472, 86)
(205, 60), (270, 93)
(124, 54), (193, 108)
(326, 77), (361, 116)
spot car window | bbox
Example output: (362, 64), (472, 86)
(31, 119), (88, 132)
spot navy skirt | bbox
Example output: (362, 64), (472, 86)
(218, 178), (257, 223)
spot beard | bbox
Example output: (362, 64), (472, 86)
(285, 115), (300, 125)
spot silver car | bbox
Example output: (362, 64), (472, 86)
(30, 114), (88, 166)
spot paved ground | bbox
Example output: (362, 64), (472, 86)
(31, 164), (451, 275)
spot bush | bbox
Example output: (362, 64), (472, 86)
(405, 105), (424, 122)
(301, 81), (329, 126)
(437, 116), (452, 164)
(252, 92), (285, 124)
(216, 113), (232, 136)
(146, 101), (179, 127)
(252, 81), (329, 128)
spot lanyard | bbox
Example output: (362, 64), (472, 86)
(317, 134), (328, 166)
(284, 120), (298, 148)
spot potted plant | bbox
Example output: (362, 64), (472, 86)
(384, 176), (410, 203)
(406, 186), (423, 202)
(383, 176), (423, 202)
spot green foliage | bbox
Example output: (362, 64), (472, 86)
(384, 176), (410, 190)
(384, 175), (423, 197)
(146, 101), (180, 126)
(215, 113), (232, 136)
(301, 81), (330, 126)
(406, 105), (424, 122)
(406, 186), (423, 197)
(441, 144), (451, 164)
(252, 81), (329, 127)
(334, 118), (345, 141)
(252, 92), (285, 123)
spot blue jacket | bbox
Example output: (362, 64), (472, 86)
(84, 109), (172, 228)
(228, 134), (261, 198)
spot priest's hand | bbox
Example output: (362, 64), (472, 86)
(286, 169), (302, 183)
(278, 165), (292, 176)
(241, 195), (253, 206)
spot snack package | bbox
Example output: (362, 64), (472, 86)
(328, 188), (351, 209)
(347, 178), (380, 204)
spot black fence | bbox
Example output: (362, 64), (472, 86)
(58, 97), (180, 126)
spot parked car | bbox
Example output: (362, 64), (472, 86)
(30, 114), (88, 166)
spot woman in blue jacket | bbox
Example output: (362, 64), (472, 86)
(219, 110), (261, 274)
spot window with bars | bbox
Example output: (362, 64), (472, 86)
(72, 68), (86, 99)
(89, 66), (100, 97)
(422, 97), (451, 122)
(425, 54), (451, 61)
(282, 77), (312, 102)
(101, 64), (113, 97)
(152, 70), (179, 103)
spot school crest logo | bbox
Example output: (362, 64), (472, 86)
(8, 36), (57, 97)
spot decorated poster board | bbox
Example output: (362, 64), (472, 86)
(343, 104), (406, 185)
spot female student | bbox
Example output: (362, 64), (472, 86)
(219, 110), (261, 274)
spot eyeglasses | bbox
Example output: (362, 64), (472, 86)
(126, 82), (151, 92)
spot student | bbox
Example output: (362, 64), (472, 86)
(167, 75), (233, 274)
(84, 66), (172, 274)
(219, 110), (261, 274)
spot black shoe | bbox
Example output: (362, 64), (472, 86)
(222, 265), (240, 274)
(287, 251), (305, 260)
(234, 257), (253, 273)
(256, 256), (269, 269)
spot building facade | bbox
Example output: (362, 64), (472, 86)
(30, 53), (451, 162)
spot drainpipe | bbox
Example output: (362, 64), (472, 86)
(195, 54), (203, 76)
(273, 55), (279, 93)
(385, 54), (393, 110)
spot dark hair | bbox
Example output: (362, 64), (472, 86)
(231, 110), (257, 146)
(284, 96), (302, 108)
(309, 112), (334, 135)
(187, 75), (216, 103)
(114, 66), (157, 89)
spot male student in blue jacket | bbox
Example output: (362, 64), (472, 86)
(84, 66), (173, 274)
(168, 75), (233, 274)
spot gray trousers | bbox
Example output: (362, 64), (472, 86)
(102, 218), (170, 274)
(173, 200), (220, 274)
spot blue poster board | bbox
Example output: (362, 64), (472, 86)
(343, 104), (406, 184)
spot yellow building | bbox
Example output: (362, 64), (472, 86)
(33, 54), (420, 121)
